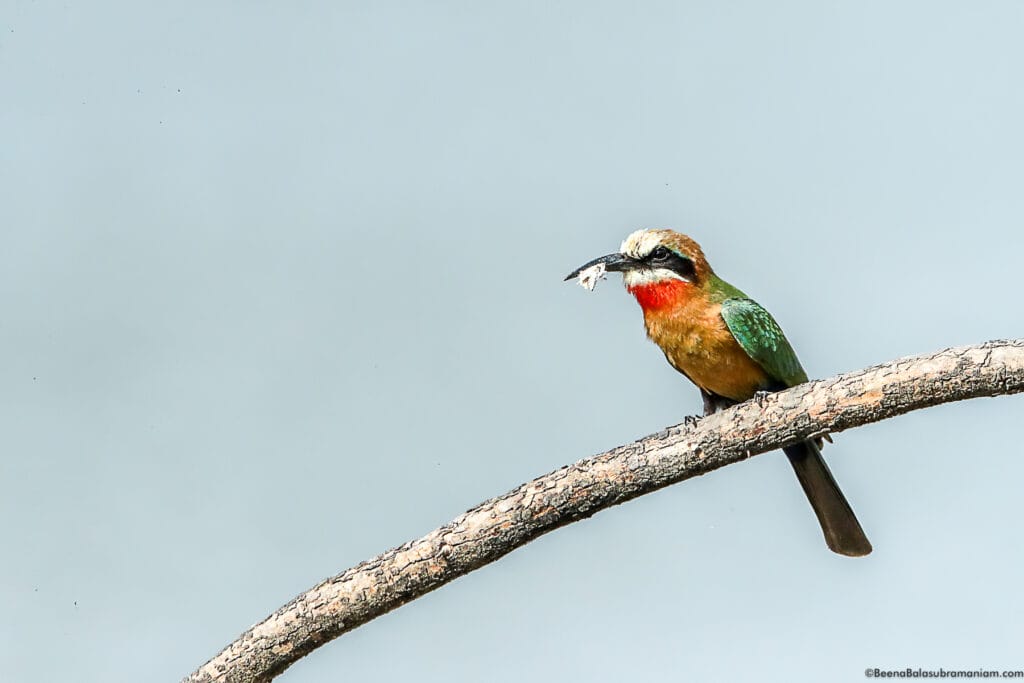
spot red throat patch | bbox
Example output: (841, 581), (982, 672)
(627, 279), (694, 311)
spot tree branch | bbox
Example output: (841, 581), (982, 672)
(184, 339), (1024, 683)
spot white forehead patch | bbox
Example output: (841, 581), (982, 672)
(619, 229), (692, 287)
(620, 229), (667, 260)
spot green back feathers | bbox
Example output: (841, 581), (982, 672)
(720, 297), (808, 387)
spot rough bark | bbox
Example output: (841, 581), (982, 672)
(184, 339), (1024, 683)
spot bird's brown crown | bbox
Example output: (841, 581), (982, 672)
(619, 229), (714, 285)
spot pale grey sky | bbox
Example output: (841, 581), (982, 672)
(2, 1), (1023, 681)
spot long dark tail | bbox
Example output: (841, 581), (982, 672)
(783, 440), (872, 557)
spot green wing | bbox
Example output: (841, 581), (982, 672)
(720, 298), (808, 387)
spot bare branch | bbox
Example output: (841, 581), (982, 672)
(184, 339), (1024, 683)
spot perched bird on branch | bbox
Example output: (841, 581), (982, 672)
(566, 228), (871, 556)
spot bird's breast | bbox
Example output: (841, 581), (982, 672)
(641, 299), (769, 402)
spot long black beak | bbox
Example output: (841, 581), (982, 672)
(563, 253), (639, 281)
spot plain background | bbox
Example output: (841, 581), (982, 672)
(3, 1), (1023, 681)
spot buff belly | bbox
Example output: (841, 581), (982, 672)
(645, 309), (770, 402)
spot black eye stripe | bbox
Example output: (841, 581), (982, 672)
(644, 247), (696, 280)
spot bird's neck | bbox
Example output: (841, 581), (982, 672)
(626, 278), (700, 313)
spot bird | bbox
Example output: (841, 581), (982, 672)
(565, 228), (871, 557)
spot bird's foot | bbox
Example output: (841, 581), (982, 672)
(752, 391), (773, 407)
(806, 429), (834, 446)
(682, 415), (702, 427)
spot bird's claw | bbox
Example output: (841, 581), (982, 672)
(682, 415), (701, 427)
(752, 391), (773, 407)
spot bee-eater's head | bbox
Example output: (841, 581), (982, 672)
(565, 229), (712, 308)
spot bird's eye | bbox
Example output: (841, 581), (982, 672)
(651, 246), (671, 261)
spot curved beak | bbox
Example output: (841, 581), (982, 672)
(563, 253), (639, 281)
